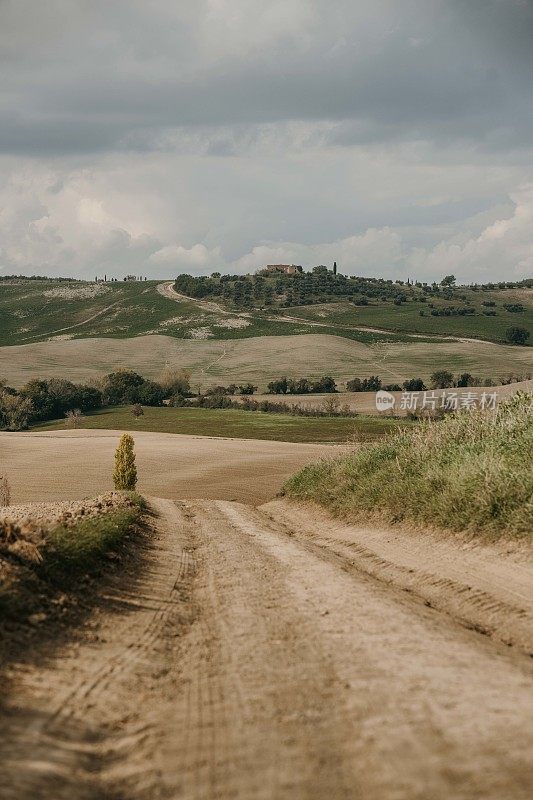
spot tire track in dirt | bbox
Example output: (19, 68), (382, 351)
(262, 500), (533, 655)
(1, 498), (533, 799)
(0, 498), (198, 800)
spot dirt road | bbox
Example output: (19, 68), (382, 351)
(2, 498), (532, 799)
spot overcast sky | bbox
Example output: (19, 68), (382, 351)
(1, 0), (532, 282)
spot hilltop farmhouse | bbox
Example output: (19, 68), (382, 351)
(259, 264), (303, 275)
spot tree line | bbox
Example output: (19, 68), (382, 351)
(174, 270), (465, 310)
(0, 369), (192, 431)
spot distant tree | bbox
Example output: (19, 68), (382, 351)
(440, 275), (456, 287)
(346, 378), (362, 392)
(311, 376), (337, 393)
(131, 404), (144, 418)
(456, 373), (475, 388)
(361, 376), (382, 392)
(159, 368), (191, 398)
(506, 326), (530, 345)
(102, 370), (163, 406)
(430, 370), (454, 389)
(102, 370), (145, 405)
(113, 434), (137, 491)
(20, 379), (55, 420)
(64, 409), (85, 429)
(238, 383), (258, 395)
(0, 390), (34, 431)
(136, 380), (165, 406)
(267, 377), (289, 394)
(293, 378), (313, 394)
(403, 378), (426, 391)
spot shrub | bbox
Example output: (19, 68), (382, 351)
(321, 396), (341, 415)
(158, 368), (192, 398)
(65, 409), (85, 428)
(506, 327), (530, 345)
(0, 475), (10, 506)
(132, 404), (144, 418)
(113, 434), (137, 491)
(456, 373), (476, 388)
(430, 370), (454, 389)
(402, 377), (426, 391)
(0, 391), (33, 431)
(346, 376), (382, 392)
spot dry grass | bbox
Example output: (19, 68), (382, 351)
(0, 476), (10, 507)
(0, 492), (144, 617)
(1, 333), (532, 391)
(285, 393), (533, 538)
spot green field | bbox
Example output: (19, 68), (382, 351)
(3, 277), (531, 348)
(0, 279), (433, 347)
(283, 290), (533, 344)
(33, 405), (409, 443)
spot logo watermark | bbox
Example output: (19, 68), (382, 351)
(375, 390), (396, 412)
(375, 389), (498, 412)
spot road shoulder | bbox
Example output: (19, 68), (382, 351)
(263, 499), (533, 655)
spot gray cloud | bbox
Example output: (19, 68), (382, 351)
(0, 1), (532, 282)
(1, 1), (532, 155)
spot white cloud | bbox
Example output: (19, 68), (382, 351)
(234, 228), (403, 275)
(407, 184), (533, 281)
(149, 243), (222, 269)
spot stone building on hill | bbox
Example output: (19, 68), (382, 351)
(259, 264), (303, 275)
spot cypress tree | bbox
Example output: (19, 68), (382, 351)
(113, 433), (137, 490)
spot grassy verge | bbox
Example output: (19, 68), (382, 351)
(32, 406), (410, 443)
(284, 393), (533, 538)
(39, 495), (144, 587)
(0, 493), (145, 619)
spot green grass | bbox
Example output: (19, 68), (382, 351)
(285, 289), (533, 345)
(40, 501), (142, 587)
(0, 494), (144, 618)
(284, 393), (533, 538)
(33, 405), (409, 443)
(0, 279), (421, 347)
(3, 278), (530, 348)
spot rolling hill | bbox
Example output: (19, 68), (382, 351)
(0, 276), (532, 389)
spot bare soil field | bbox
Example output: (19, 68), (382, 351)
(249, 378), (533, 414)
(1, 333), (532, 390)
(1, 497), (532, 799)
(0, 429), (335, 505)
